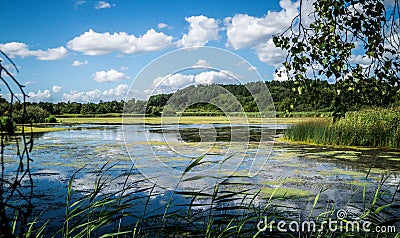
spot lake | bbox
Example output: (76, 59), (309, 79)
(3, 123), (400, 234)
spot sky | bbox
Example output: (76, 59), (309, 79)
(0, 0), (300, 102)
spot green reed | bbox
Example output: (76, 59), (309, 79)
(285, 108), (400, 148)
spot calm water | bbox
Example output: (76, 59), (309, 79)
(3, 124), (400, 232)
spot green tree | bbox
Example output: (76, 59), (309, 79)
(61, 102), (82, 114)
(80, 103), (97, 114)
(14, 105), (50, 123)
(273, 0), (400, 119)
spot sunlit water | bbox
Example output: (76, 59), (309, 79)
(2, 124), (400, 232)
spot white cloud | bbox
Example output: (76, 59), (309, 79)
(223, 0), (302, 69)
(349, 54), (373, 67)
(25, 81), (35, 86)
(152, 74), (194, 89)
(95, 1), (113, 9)
(193, 59), (211, 68)
(62, 84), (128, 102)
(178, 15), (220, 47)
(0, 42), (67, 60)
(74, 0), (86, 7)
(157, 23), (169, 29)
(195, 71), (235, 84)
(67, 29), (173, 55)
(255, 38), (287, 66)
(151, 71), (236, 94)
(120, 66), (128, 71)
(71, 60), (88, 67)
(225, 0), (299, 50)
(27, 89), (51, 102)
(92, 69), (130, 83)
(36, 47), (68, 60)
(52, 85), (62, 93)
(273, 66), (289, 81)
(63, 90), (101, 102)
(102, 84), (129, 97)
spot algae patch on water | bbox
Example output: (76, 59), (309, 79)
(260, 186), (311, 198)
(319, 168), (367, 179)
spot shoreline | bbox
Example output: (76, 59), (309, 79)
(55, 116), (323, 125)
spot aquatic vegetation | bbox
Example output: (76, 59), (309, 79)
(18, 161), (399, 237)
(260, 186), (312, 198)
(329, 168), (368, 177)
(285, 108), (400, 149)
(346, 180), (370, 187)
(4, 124), (400, 237)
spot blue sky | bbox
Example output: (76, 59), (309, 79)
(0, 0), (299, 102)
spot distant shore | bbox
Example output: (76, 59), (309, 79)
(55, 116), (322, 125)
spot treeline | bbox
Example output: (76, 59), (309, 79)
(142, 80), (400, 116)
(30, 100), (125, 115)
(146, 80), (334, 114)
(1, 80), (400, 123)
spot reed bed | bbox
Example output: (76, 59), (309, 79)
(284, 108), (400, 148)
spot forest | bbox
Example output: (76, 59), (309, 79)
(1, 79), (399, 123)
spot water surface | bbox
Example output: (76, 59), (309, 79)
(3, 124), (400, 232)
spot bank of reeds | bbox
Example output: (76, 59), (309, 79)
(284, 108), (400, 148)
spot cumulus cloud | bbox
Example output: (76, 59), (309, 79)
(255, 38), (287, 66)
(195, 71), (236, 84)
(225, 0), (299, 50)
(178, 15), (220, 47)
(95, 1), (113, 9)
(67, 29), (173, 55)
(223, 0), (310, 68)
(152, 74), (194, 89)
(151, 71), (236, 94)
(193, 59), (211, 68)
(27, 89), (51, 102)
(157, 23), (169, 29)
(62, 84), (128, 102)
(103, 84), (129, 97)
(349, 54), (373, 68)
(71, 60), (88, 67)
(0, 42), (67, 60)
(92, 69), (130, 83)
(52, 85), (62, 93)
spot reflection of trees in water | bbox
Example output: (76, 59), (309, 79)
(0, 50), (34, 236)
(149, 126), (276, 143)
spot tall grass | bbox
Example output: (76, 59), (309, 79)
(284, 108), (400, 148)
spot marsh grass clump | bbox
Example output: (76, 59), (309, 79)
(285, 108), (400, 148)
